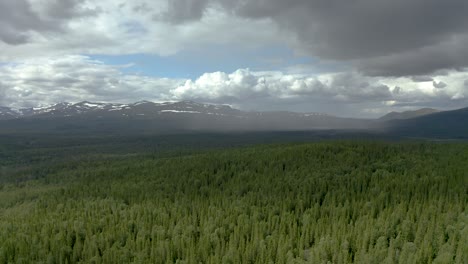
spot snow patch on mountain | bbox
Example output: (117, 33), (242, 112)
(0, 100), (333, 122)
(160, 110), (202, 114)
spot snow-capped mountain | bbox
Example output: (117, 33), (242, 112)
(1, 101), (465, 137)
(0, 106), (21, 120)
(0, 100), (327, 120)
(0, 100), (374, 134)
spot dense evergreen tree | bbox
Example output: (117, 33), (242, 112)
(0, 142), (466, 263)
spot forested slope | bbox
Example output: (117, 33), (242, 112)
(0, 142), (467, 263)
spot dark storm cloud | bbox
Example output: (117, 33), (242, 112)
(156, 0), (210, 23)
(358, 36), (468, 76)
(0, 0), (98, 45)
(0, 0), (53, 44)
(161, 0), (468, 76)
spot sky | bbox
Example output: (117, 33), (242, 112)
(1, 0), (468, 117)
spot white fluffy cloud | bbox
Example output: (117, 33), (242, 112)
(172, 68), (467, 109)
(0, 55), (182, 107)
(1, 56), (466, 117)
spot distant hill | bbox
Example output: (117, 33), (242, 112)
(387, 107), (468, 139)
(379, 108), (439, 121)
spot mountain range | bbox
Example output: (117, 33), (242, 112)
(0, 100), (338, 120)
(0, 101), (242, 120)
(0, 101), (466, 139)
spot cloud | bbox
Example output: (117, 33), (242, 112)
(0, 0), (284, 62)
(433, 81), (447, 89)
(411, 76), (433, 82)
(0, 0), (51, 44)
(357, 36), (468, 76)
(170, 69), (396, 104)
(0, 0), (98, 45)
(158, 0), (211, 23)
(249, 0), (468, 76)
(452, 93), (465, 100)
(156, 0), (468, 76)
(172, 69), (269, 101)
(45, 0), (97, 19)
(172, 68), (468, 116)
(0, 56), (182, 107)
(1, 56), (467, 116)
(392, 86), (402, 94)
(327, 73), (393, 102)
(1, 0), (468, 79)
(3, 0), (467, 78)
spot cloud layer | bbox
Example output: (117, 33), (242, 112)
(3, 0), (468, 76)
(0, 56), (182, 107)
(0, 0), (97, 45)
(1, 56), (466, 117)
(166, 0), (468, 76)
(0, 0), (283, 60)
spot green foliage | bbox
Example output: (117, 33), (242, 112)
(0, 142), (467, 263)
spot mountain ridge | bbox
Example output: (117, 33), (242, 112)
(1, 100), (447, 121)
(386, 106), (468, 138)
(0, 100), (331, 120)
(1, 101), (467, 138)
(0, 100), (372, 134)
(379, 108), (440, 121)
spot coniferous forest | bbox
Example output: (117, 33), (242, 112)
(0, 139), (467, 263)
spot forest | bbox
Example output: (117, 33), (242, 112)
(0, 140), (467, 263)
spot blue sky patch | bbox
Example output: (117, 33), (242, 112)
(88, 45), (323, 79)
